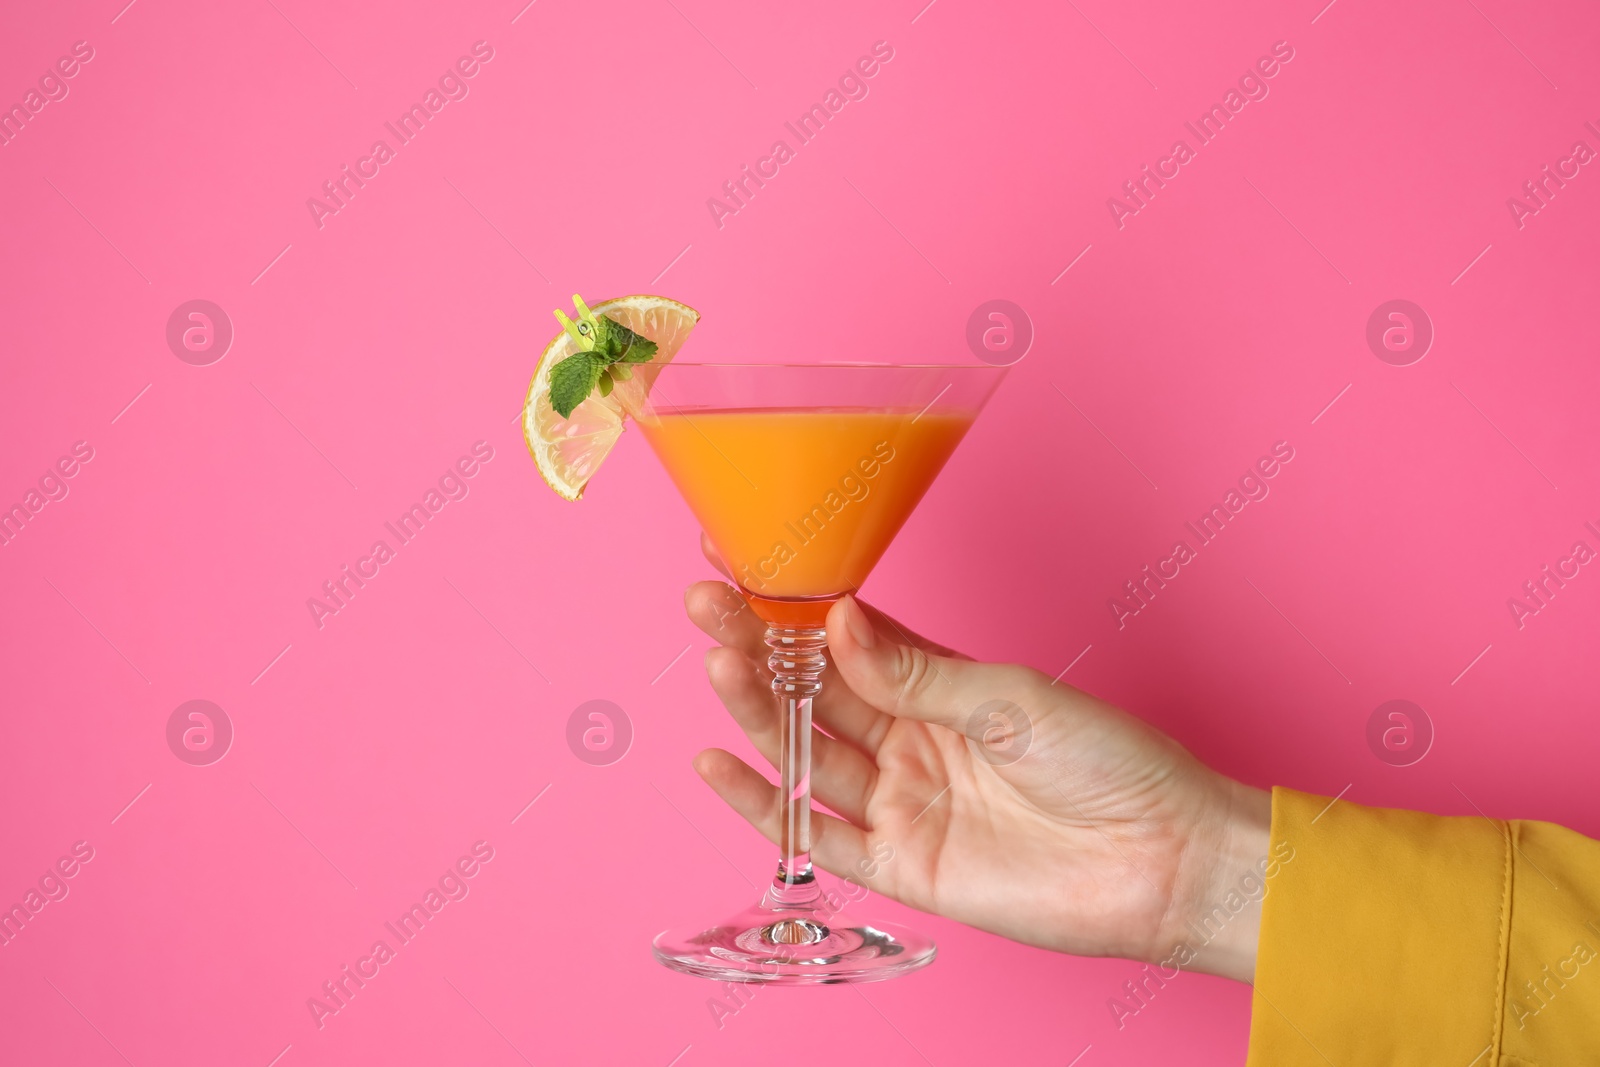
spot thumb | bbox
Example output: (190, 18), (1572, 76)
(827, 595), (1050, 740)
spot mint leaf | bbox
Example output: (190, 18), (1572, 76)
(549, 352), (603, 418)
(545, 304), (661, 418)
(594, 316), (659, 364)
(618, 337), (659, 363)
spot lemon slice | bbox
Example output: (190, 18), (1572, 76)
(523, 294), (699, 500)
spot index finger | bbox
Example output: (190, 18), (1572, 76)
(697, 532), (964, 658)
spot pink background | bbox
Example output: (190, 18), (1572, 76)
(2, 0), (1598, 1063)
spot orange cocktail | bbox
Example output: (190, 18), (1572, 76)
(633, 359), (1005, 983)
(525, 295), (1009, 984)
(638, 408), (975, 624)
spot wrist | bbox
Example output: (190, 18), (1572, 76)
(1157, 778), (1273, 984)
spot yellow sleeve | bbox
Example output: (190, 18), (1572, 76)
(1248, 787), (1600, 1066)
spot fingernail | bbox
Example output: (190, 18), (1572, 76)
(842, 595), (876, 649)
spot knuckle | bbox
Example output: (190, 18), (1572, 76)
(891, 644), (937, 712)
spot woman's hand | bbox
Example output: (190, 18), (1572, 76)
(684, 557), (1271, 982)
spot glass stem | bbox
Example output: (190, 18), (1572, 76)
(764, 624), (827, 909)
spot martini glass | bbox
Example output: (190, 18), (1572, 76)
(636, 362), (1006, 984)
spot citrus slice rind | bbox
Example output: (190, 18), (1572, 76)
(524, 294), (699, 500)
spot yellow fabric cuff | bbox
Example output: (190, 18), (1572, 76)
(1247, 787), (1510, 1066)
(1498, 819), (1600, 1064)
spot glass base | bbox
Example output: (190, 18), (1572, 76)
(653, 898), (937, 985)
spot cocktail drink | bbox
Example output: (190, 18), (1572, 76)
(522, 296), (1005, 983)
(637, 407), (975, 622)
(637, 364), (1004, 983)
